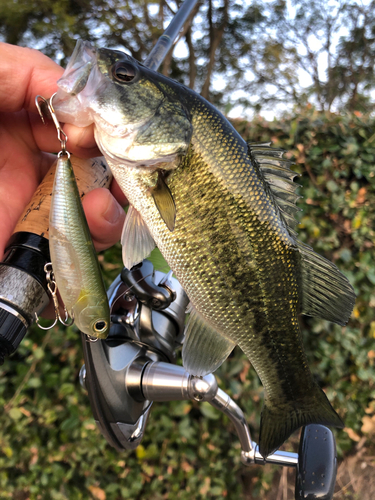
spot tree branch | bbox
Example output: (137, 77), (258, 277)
(201, 0), (229, 100)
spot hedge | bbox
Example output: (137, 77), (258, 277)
(0, 107), (374, 499)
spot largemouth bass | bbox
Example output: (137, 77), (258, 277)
(54, 41), (355, 457)
(49, 153), (110, 339)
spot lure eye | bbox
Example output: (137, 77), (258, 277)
(112, 62), (137, 82)
(94, 320), (107, 333)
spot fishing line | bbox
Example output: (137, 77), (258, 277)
(109, 271), (155, 315)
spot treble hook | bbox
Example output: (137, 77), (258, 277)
(35, 263), (74, 330)
(35, 93), (68, 153)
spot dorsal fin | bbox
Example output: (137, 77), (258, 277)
(247, 144), (355, 324)
(247, 142), (301, 235)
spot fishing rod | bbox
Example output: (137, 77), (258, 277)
(0, 0), (199, 364)
(144, 0), (199, 71)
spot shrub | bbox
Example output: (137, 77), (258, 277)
(0, 108), (374, 499)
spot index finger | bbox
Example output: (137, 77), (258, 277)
(0, 42), (63, 114)
(0, 43), (100, 157)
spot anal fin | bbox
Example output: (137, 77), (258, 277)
(182, 307), (235, 376)
(121, 205), (155, 269)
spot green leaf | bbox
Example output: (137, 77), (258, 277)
(367, 269), (375, 285)
(199, 402), (220, 420)
(33, 348), (45, 360)
(8, 408), (22, 420)
(60, 416), (80, 431)
(148, 247), (171, 274)
(326, 180), (338, 192)
(27, 377), (42, 389)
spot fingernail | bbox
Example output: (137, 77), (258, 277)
(103, 196), (123, 224)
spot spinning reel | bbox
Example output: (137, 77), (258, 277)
(80, 259), (338, 500)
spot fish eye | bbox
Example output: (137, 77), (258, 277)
(94, 320), (107, 333)
(112, 62), (137, 82)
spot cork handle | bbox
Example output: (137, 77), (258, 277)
(14, 156), (112, 238)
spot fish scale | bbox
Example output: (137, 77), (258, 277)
(109, 125), (311, 398)
(54, 41), (355, 457)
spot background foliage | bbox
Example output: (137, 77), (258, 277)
(1, 0), (375, 497)
(0, 108), (374, 499)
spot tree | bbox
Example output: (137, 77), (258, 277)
(228, 0), (375, 113)
(1, 0), (374, 115)
(0, 0), (262, 108)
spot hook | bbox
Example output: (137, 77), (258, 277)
(35, 312), (58, 331)
(35, 263), (74, 330)
(59, 308), (74, 327)
(35, 93), (68, 153)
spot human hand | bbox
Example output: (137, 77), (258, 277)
(0, 42), (126, 260)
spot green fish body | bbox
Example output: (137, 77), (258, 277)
(54, 41), (355, 456)
(49, 154), (110, 339)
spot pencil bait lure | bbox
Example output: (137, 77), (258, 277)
(35, 94), (110, 339)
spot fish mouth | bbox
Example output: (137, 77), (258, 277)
(54, 40), (100, 127)
(57, 40), (97, 95)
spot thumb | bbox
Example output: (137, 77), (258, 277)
(82, 188), (125, 251)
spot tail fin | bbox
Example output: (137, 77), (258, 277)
(259, 384), (344, 458)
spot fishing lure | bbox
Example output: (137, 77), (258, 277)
(36, 94), (110, 339)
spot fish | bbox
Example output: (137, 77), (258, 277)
(53, 40), (356, 457)
(49, 152), (110, 339)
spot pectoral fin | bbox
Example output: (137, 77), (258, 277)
(182, 306), (236, 376)
(121, 205), (156, 269)
(151, 172), (176, 231)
